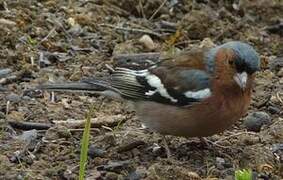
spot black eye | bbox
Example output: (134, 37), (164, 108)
(235, 58), (246, 72)
(228, 60), (234, 65)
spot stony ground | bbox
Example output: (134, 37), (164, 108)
(0, 0), (282, 179)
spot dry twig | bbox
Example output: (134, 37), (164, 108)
(99, 23), (162, 37)
(8, 120), (52, 130)
(149, 0), (167, 20)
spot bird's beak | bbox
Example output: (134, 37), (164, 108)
(233, 72), (247, 90)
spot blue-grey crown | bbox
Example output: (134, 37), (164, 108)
(205, 41), (260, 74)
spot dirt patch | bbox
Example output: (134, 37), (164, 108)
(0, 0), (282, 179)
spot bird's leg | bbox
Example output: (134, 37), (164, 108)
(162, 135), (172, 158)
(200, 137), (228, 149)
(199, 137), (210, 146)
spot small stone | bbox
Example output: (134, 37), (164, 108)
(6, 93), (21, 103)
(199, 38), (215, 48)
(126, 170), (142, 180)
(139, 35), (155, 50)
(17, 129), (38, 144)
(67, 17), (76, 26)
(243, 111), (271, 132)
(269, 57), (283, 73)
(68, 24), (83, 36)
(267, 106), (281, 114)
(271, 143), (283, 162)
(134, 166), (147, 179)
(277, 68), (283, 77)
(88, 145), (106, 158)
(216, 157), (225, 170)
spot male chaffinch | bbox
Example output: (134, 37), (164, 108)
(39, 41), (260, 138)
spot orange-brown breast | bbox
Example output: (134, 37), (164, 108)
(135, 76), (253, 137)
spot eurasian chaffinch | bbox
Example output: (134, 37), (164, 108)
(39, 41), (260, 138)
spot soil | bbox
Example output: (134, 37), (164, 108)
(0, 0), (282, 179)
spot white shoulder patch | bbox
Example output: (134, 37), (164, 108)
(184, 88), (211, 99)
(145, 74), (178, 103)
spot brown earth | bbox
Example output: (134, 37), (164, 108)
(0, 0), (282, 179)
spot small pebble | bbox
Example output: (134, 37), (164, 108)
(67, 17), (76, 26)
(139, 35), (155, 50)
(199, 38), (215, 48)
(243, 111), (271, 132)
(267, 106), (281, 114)
(269, 57), (283, 73)
(216, 157), (225, 170)
(134, 166), (147, 179)
(88, 145), (106, 158)
(6, 93), (21, 103)
(17, 129), (38, 144)
(126, 170), (142, 180)
(271, 143), (283, 161)
(277, 68), (283, 77)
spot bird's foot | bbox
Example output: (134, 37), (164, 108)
(162, 136), (172, 158)
(200, 137), (229, 149)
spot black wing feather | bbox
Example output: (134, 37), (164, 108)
(93, 67), (212, 106)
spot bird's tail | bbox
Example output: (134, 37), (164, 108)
(38, 82), (103, 93)
(37, 78), (122, 99)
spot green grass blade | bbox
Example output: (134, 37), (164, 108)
(235, 169), (252, 180)
(79, 105), (95, 180)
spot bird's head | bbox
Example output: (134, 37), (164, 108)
(211, 41), (260, 90)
